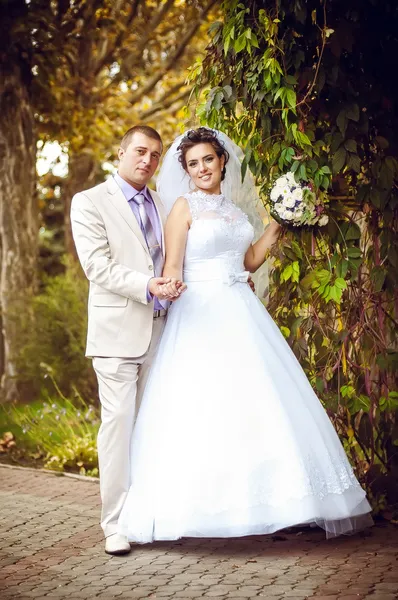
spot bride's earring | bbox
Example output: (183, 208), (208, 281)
(189, 178), (195, 191)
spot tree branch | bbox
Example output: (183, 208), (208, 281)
(119, 0), (176, 78)
(92, 0), (143, 76)
(129, 0), (218, 105)
(138, 87), (191, 120)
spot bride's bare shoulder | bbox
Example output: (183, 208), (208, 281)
(166, 196), (192, 225)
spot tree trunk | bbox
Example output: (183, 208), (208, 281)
(0, 61), (38, 401)
(64, 152), (98, 258)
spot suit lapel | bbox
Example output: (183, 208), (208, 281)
(106, 177), (148, 253)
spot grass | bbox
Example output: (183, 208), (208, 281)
(0, 379), (99, 476)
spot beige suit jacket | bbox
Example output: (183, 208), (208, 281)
(70, 176), (166, 358)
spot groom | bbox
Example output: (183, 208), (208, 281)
(71, 125), (185, 555)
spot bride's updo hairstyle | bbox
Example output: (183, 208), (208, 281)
(177, 127), (230, 181)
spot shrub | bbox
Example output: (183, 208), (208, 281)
(9, 379), (99, 476)
(13, 257), (97, 401)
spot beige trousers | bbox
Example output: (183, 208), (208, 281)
(92, 316), (165, 538)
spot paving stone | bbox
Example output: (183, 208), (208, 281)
(1, 465), (397, 600)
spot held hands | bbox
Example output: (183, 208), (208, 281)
(149, 277), (187, 302)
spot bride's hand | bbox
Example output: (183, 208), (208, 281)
(148, 277), (176, 301)
(150, 277), (187, 301)
(248, 276), (255, 294)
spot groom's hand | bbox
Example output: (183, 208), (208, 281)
(148, 277), (187, 301)
(161, 278), (187, 300)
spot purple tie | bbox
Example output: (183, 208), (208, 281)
(133, 194), (163, 278)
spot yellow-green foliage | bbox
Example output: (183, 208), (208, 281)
(9, 382), (99, 476)
(195, 0), (398, 506)
(13, 259), (97, 401)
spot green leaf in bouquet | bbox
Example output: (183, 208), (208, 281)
(291, 160), (300, 173)
(303, 188), (316, 205)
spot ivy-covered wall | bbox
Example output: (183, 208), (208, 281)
(192, 0), (398, 511)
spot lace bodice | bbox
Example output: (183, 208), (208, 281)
(183, 191), (254, 282)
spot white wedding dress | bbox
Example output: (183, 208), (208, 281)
(118, 190), (373, 542)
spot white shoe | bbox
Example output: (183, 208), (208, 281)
(105, 533), (131, 555)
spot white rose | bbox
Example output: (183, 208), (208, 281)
(277, 193), (287, 206)
(292, 187), (303, 202)
(283, 210), (294, 221)
(283, 186), (291, 195)
(284, 196), (296, 208)
(285, 172), (296, 184)
(276, 175), (288, 187)
(271, 186), (283, 201)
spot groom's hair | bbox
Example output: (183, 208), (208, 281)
(121, 125), (163, 150)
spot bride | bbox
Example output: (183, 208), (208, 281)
(118, 127), (373, 542)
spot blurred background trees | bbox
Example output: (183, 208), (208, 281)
(0, 0), (217, 399)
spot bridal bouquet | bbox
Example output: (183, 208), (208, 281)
(269, 172), (328, 227)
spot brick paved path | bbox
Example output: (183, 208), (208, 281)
(0, 465), (397, 600)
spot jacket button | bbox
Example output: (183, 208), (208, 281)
(149, 265), (154, 270)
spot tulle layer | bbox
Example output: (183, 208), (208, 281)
(119, 491), (373, 542)
(118, 279), (373, 542)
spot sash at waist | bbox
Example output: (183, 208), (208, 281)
(183, 259), (249, 286)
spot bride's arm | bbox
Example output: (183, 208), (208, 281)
(162, 196), (191, 283)
(244, 220), (281, 273)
